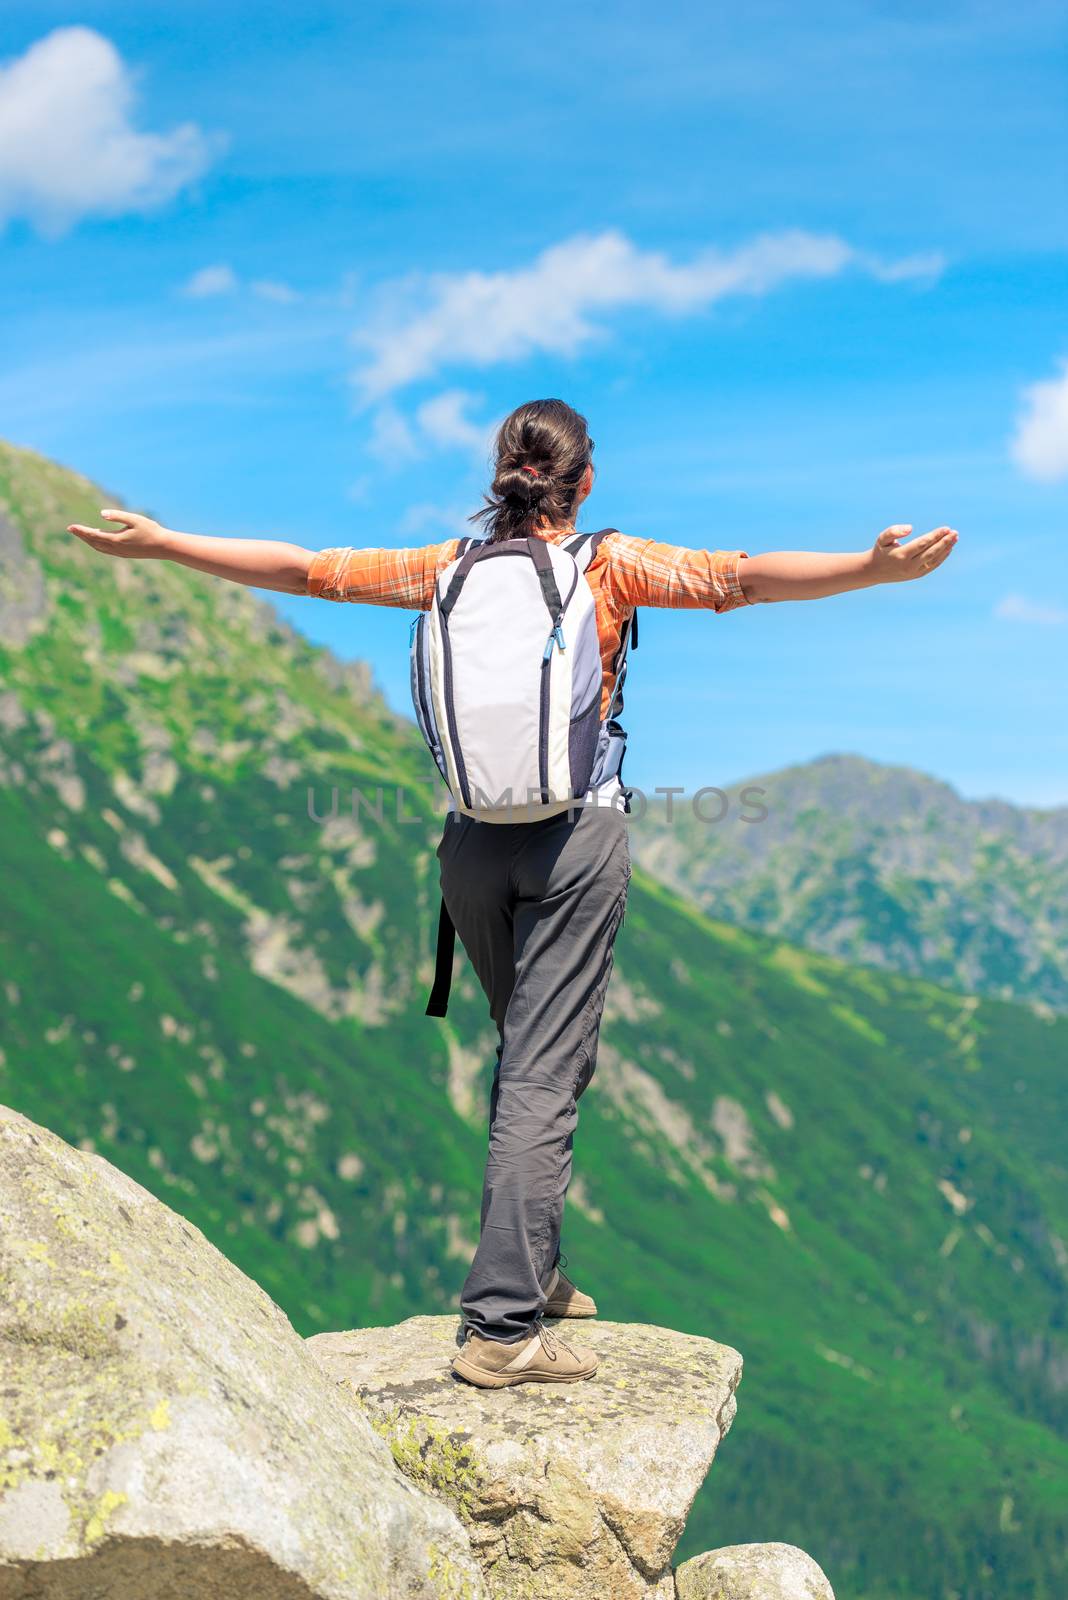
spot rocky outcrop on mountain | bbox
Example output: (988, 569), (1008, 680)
(0, 509), (47, 648)
(0, 1105), (838, 1600)
(0, 1105), (484, 1600)
(308, 1314), (743, 1599)
(675, 1542), (834, 1598)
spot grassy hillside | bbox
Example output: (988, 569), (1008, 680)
(630, 753), (1068, 1012)
(1, 439), (1067, 1599)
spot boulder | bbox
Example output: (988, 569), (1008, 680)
(674, 1542), (834, 1599)
(308, 1314), (742, 1600)
(0, 1105), (484, 1600)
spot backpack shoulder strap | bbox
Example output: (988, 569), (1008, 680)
(563, 527), (618, 573)
(559, 527), (637, 695)
(564, 528), (637, 663)
(431, 535), (480, 609)
(438, 537), (489, 617)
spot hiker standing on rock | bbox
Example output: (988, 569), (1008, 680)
(68, 397), (958, 1388)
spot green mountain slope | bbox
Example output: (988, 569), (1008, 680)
(630, 753), (1068, 1012)
(2, 439), (1067, 1600)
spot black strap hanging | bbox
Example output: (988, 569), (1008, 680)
(425, 896), (456, 1017)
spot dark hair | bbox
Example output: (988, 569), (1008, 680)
(471, 399), (594, 543)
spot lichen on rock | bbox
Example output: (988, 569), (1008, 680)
(0, 1104), (836, 1600)
(308, 1314), (743, 1600)
(674, 1542), (835, 1599)
(0, 1105), (483, 1599)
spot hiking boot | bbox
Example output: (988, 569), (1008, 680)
(543, 1263), (597, 1318)
(452, 1322), (598, 1388)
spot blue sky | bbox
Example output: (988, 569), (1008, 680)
(2, 2), (1066, 804)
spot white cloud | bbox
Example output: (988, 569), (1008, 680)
(351, 228), (945, 399)
(365, 390), (493, 465)
(995, 593), (1068, 626)
(345, 476), (372, 505)
(0, 27), (216, 235)
(252, 278), (302, 305)
(181, 263), (238, 298)
(1011, 360), (1068, 483)
(414, 390), (493, 455)
(367, 404), (420, 461)
(862, 251), (945, 285)
(399, 503), (479, 541)
(180, 266), (301, 303)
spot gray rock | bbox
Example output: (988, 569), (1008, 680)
(308, 1314), (742, 1600)
(0, 509), (47, 649)
(0, 1105), (484, 1600)
(675, 1542), (834, 1600)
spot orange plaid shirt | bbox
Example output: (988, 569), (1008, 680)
(307, 527), (751, 719)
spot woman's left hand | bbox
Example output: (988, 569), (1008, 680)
(870, 524), (959, 583)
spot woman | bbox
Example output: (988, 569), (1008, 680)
(68, 398), (958, 1389)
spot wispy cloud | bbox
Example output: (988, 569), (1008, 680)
(995, 593), (1068, 626)
(350, 228), (945, 400)
(398, 502), (480, 541)
(0, 27), (217, 236)
(180, 264), (302, 303)
(367, 404), (419, 461)
(251, 279), (302, 305)
(414, 390), (493, 455)
(181, 263), (239, 298)
(366, 390), (493, 463)
(1011, 359), (1068, 482)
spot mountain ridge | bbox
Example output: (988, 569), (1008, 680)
(630, 750), (1068, 1012)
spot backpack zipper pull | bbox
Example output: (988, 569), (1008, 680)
(543, 623), (566, 661)
(409, 616), (420, 645)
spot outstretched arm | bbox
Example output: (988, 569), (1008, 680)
(67, 512), (458, 608)
(737, 524), (958, 603)
(67, 510), (314, 594)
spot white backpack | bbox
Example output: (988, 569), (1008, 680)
(409, 530), (636, 821)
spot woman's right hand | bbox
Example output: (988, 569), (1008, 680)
(67, 509), (171, 560)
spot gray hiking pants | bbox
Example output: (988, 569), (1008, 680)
(436, 801), (631, 1343)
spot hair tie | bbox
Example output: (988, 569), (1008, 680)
(520, 465), (540, 478)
